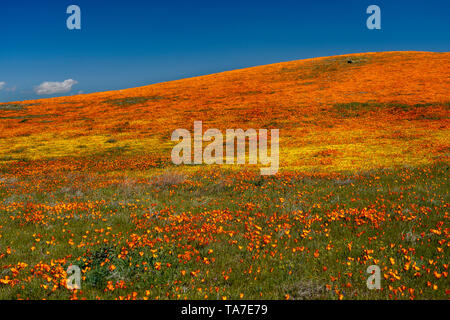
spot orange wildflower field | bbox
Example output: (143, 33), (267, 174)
(0, 51), (448, 299)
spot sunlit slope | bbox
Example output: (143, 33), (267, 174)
(1, 51), (449, 171)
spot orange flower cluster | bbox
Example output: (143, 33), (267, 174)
(0, 51), (448, 299)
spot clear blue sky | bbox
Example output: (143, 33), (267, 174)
(0, 0), (449, 102)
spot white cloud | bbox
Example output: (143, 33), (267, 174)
(34, 79), (78, 95)
(0, 82), (5, 90)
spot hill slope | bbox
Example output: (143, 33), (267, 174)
(0, 52), (448, 300)
(1, 51), (449, 172)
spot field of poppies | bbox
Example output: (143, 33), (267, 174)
(0, 51), (448, 299)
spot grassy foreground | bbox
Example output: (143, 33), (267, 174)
(0, 159), (448, 300)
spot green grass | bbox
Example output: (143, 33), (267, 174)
(278, 55), (372, 81)
(0, 103), (39, 111)
(0, 162), (448, 299)
(103, 96), (168, 108)
(333, 101), (450, 118)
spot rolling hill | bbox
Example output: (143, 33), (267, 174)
(1, 51), (449, 172)
(0, 52), (448, 300)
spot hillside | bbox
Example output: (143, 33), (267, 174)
(0, 52), (449, 300)
(0, 51), (449, 172)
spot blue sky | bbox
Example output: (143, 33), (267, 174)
(0, 0), (449, 102)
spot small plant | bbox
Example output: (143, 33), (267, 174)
(152, 171), (186, 188)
